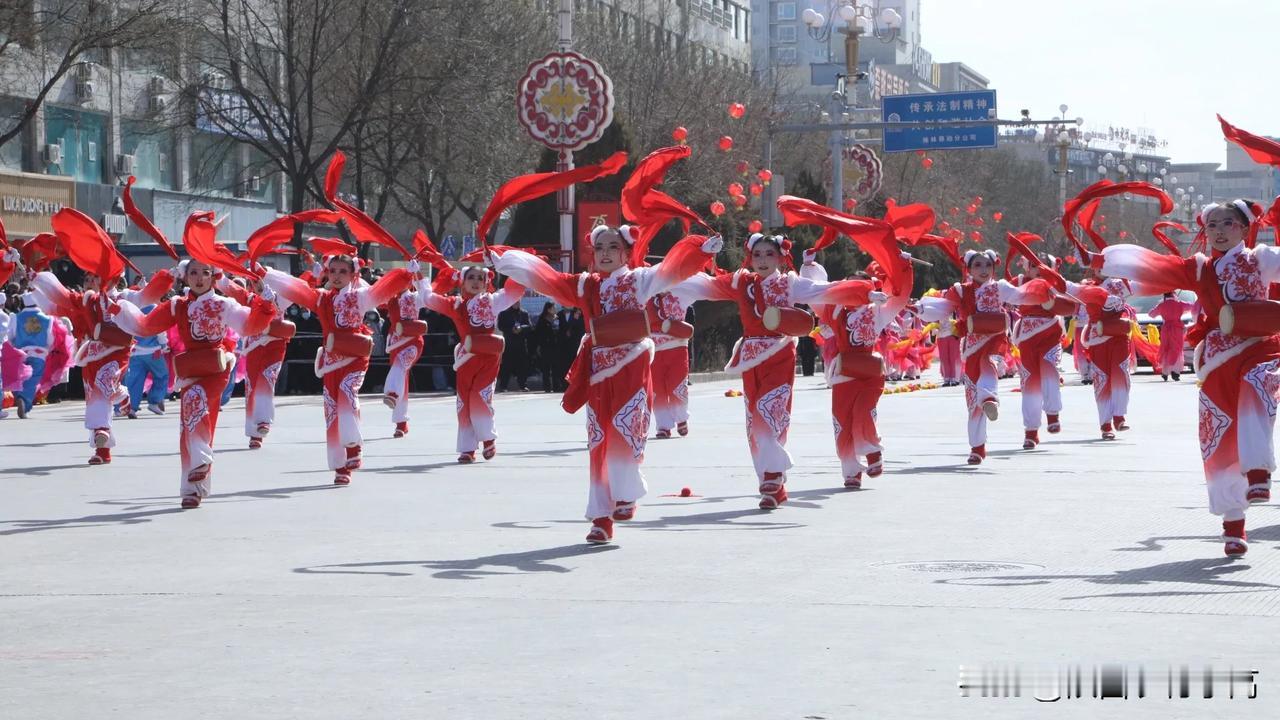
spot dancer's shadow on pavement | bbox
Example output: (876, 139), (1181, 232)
(1117, 520), (1280, 553)
(937, 557), (1279, 600)
(293, 543), (617, 580)
(3, 463), (93, 477)
(0, 507), (186, 535)
(369, 444), (585, 475)
(493, 487), (851, 533)
(0, 485), (342, 534)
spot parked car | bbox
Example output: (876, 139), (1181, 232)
(1129, 291), (1197, 370)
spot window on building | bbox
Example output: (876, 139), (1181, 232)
(0, 97), (25, 171)
(190, 132), (240, 196)
(121, 121), (175, 191)
(773, 24), (797, 43)
(44, 106), (107, 183)
(775, 47), (797, 65)
(776, 2), (796, 20)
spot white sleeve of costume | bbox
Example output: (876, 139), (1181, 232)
(111, 298), (152, 337)
(917, 296), (956, 323)
(1256, 245), (1280, 285)
(221, 296), (255, 335)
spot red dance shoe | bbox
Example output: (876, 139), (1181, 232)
(759, 485), (788, 509)
(655, 428), (672, 439)
(482, 440), (496, 460)
(1101, 423), (1115, 441)
(92, 429), (111, 448)
(1046, 414), (1061, 434)
(844, 473), (863, 489)
(1023, 430), (1039, 450)
(866, 451), (883, 478)
(248, 437), (263, 450)
(256, 422), (271, 437)
(586, 517), (614, 544)
(180, 495), (201, 509)
(345, 445), (362, 470)
(88, 448), (111, 465)
(393, 422), (409, 439)
(1113, 416), (1130, 431)
(457, 451), (476, 464)
(382, 392), (398, 410)
(1223, 519), (1248, 557)
(612, 500), (637, 522)
(967, 445), (986, 465)
(334, 469), (352, 485)
(677, 421), (689, 437)
(1246, 469), (1271, 504)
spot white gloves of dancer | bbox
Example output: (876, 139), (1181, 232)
(258, 285), (276, 302)
(869, 291), (888, 305)
(483, 249), (497, 267)
(169, 262), (186, 279)
(0, 291), (6, 307)
(406, 259), (421, 275)
(701, 235), (724, 254)
(802, 249), (818, 265)
(2, 248), (18, 263)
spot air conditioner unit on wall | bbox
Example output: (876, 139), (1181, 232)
(150, 75), (165, 93)
(149, 95), (167, 112)
(77, 62), (95, 80)
(116, 154), (136, 175)
(249, 175), (261, 192)
(76, 80), (95, 101)
(43, 143), (63, 165)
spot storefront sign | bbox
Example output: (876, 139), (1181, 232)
(0, 171), (75, 236)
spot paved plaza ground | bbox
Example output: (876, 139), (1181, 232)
(3, 367), (1279, 718)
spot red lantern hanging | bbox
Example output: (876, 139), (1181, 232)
(747, 220), (763, 233)
(718, 136), (734, 152)
(1118, 230), (1129, 239)
(971, 217), (985, 227)
(757, 169), (773, 185)
(948, 206), (960, 216)
(966, 204), (977, 215)
(728, 102), (746, 119)
(672, 126), (688, 144)
(992, 211), (1003, 222)
(731, 193), (748, 208)
(915, 149), (926, 157)
(736, 161), (751, 177)
(749, 183), (763, 196)
(844, 198), (856, 211)
(921, 157), (934, 169)
(709, 201), (726, 217)
(973, 196), (984, 206)
(970, 230), (983, 242)
(727, 182), (744, 197)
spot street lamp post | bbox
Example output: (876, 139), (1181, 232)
(802, 1), (901, 209)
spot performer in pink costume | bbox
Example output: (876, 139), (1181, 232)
(381, 284), (427, 439)
(218, 275), (294, 448)
(1151, 291), (1193, 380)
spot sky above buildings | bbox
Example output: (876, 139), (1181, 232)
(925, 0), (1272, 166)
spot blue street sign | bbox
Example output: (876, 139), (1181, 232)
(881, 90), (998, 153)
(462, 235), (476, 255)
(441, 234), (457, 259)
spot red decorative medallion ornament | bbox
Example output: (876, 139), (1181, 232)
(517, 51), (615, 152)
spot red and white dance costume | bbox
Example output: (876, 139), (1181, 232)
(416, 272), (526, 461)
(919, 267), (1053, 464)
(1010, 274), (1065, 447)
(1100, 238), (1280, 555)
(1067, 277), (1134, 438)
(647, 291), (693, 438)
(218, 277), (292, 447)
(382, 287), (427, 437)
(263, 267), (413, 483)
(678, 250), (875, 506)
(113, 288), (274, 506)
(936, 312), (963, 386)
(493, 234), (722, 540)
(1150, 294), (1193, 378)
(1070, 301), (1095, 383)
(30, 270), (173, 463)
(804, 262), (909, 488)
